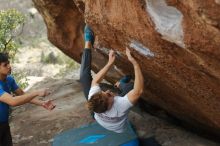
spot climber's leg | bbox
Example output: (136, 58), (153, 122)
(79, 25), (95, 100)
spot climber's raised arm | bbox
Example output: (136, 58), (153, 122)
(126, 48), (144, 104)
(91, 50), (115, 86)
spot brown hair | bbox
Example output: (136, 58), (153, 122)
(86, 92), (108, 113)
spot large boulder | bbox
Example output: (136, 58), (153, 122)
(33, 0), (220, 137)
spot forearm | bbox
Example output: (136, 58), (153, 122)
(133, 62), (144, 94)
(13, 91), (39, 106)
(92, 63), (112, 85)
(16, 89), (43, 106)
(30, 98), (43, 106)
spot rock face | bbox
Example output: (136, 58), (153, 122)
(33, 0), (220, 137)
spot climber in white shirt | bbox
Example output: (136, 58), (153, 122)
(86, 43), (144, 133)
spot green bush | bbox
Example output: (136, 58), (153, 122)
(55, 53), (80, 77)
(12, 71), (29, 89)
(41, 51), (58, 64)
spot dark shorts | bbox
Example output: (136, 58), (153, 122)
(0, 122), (12, 146)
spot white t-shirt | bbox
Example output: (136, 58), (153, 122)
(88, 85), (133, 133)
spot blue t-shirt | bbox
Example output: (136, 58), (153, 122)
(0, 75), (19, 122)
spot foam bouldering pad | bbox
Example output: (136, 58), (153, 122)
(53, 122), (139, 146)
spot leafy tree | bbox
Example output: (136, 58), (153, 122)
(0, 9), (28, 88)
(0, 9), (24, 58)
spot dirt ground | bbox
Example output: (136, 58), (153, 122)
(10, 78), (220, 146)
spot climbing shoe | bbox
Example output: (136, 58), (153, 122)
(84, 24), (95, 46)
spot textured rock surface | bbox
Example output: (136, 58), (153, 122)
(33, 0), (220, 137)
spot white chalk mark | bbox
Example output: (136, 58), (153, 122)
(129, 40), (155, 57)
(146, 0), (185, 48)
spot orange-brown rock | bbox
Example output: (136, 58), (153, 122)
(33, 0), (220, 137)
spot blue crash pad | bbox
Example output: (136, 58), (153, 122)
(53, 122), (139, 146)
